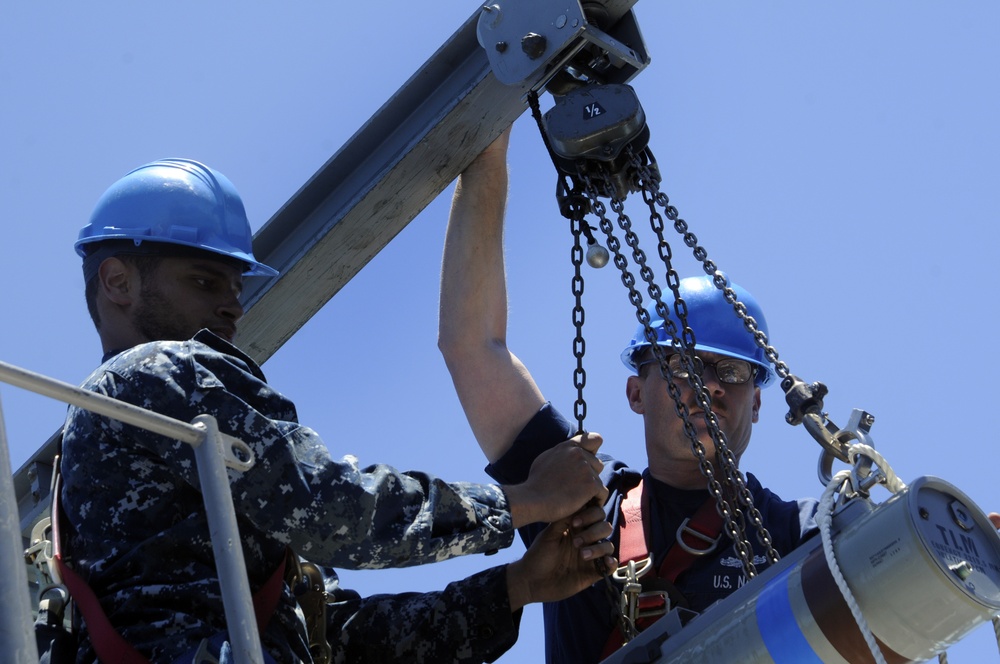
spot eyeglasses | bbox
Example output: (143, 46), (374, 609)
(638, 354), (756, 385)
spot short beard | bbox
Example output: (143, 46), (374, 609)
(132, 281), (197, 342)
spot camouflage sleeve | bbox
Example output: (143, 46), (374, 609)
(327, 565), (520, 664)
(83, 339), (515, 569)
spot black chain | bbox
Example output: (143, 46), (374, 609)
(633, 151), (781, 564)
(528, 87), (800, 628)
(526, 91), (629, 634)
(571, 213), (588, 435)
(579, 166), (758, 576)
(637, 156), (790, 384)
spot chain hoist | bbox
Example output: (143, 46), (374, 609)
(484, 0), (876, 642)
(529, 82), (790, 640)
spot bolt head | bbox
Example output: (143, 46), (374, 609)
(521, 32), (547, 59)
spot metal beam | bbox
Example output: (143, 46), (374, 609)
(234, 10), (523, 364)
(235, 0), (641, 364)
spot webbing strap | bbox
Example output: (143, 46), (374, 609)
(253, 555), (286, 636)
(658, 496), (724, 583)
(617, 479), (649, 566)
(617, 480), (724, 581)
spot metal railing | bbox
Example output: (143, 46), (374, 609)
(0, 359), (264, 664)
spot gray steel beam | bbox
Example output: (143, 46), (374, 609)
(233, 10), (523, 364)
(235, 0), (641, 364)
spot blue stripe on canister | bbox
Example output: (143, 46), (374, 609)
(756, 565), (824, 663)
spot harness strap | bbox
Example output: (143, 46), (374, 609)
(616, 479), (648, 567)
(52, 459), (287, 663)
(52, 466), (150, 664)
(254, 554), (287, 635)
(601, 479), (725, 659)
(658, 494), (724, 583)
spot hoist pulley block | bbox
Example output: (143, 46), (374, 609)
(544, 83), (647, 163)
(544, 83), (654, 200)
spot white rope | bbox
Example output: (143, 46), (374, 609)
(848, 443), (906, 494)
(815, 443), (907, 664)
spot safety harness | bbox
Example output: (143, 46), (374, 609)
(602, 479), (725, 658)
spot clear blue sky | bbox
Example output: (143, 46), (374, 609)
(3, 2), (999, 661)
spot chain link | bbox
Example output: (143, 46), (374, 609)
(571, 214), (588, 435)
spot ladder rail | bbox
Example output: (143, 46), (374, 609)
(0, 389), (39, 663)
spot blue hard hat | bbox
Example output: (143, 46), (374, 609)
(620, 275), (777, 387)
(76, 158), (277, 277)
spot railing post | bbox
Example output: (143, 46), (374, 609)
(0, 392), (41, 663)
(191, 414), (264, 664)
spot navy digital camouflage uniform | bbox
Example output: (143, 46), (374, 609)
(486, 403), (818, 664)
(61, 330), (521, 663)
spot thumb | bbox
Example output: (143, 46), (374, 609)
(576, 432), (603, 454)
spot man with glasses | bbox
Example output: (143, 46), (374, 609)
(438, 128), (819, 663)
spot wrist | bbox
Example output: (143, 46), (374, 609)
(502, 483), (535, 530)
(505, 560), (531, 612)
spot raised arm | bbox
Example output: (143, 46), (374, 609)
(439, 126), (547, 463)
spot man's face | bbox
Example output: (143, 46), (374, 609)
(626, 350), (761, 486)
(131, 256), (245, 343)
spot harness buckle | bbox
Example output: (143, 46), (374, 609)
(675, 517), (721, 556)
(635, 589), (671, 621)
(611, 557), (656, 640)
(25, 516), (61, 586)
(286, 554), (333, 664)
